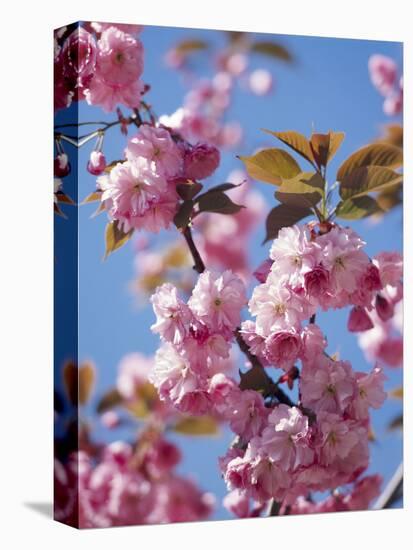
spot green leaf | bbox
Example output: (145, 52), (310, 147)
(337, 143), (403, 181)
(97, 388), (123, 414)
(251, 41), (293, 62)
(173, 200), (194, 229)
(79, 361), (96, 405)
(275, 171), (324, 208)
(263, 130), (316, 167)
(104, 221), (133, 259)
(81, 191), (102, 204)
(264, 203), (312, 243)
(197, 191), (244, 215)
(173, 415), (219, 436)
(339, 166), (403, 200)
(239, 365), (271, 393)
(239, 148), (301, 185)
(176, 181), (203, 200)
(335, 196), (382, 219)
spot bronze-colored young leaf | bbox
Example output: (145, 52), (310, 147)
(197, 191), (244, 215)
(337, 143), (403, 181)
(173, 200), (194, 229)
(56, 191), (76, 205)
(173, 415), (219, 436)
(275, 171), (324, 208)
(251, 41), (293, 62)
(62, 360), (78, 405)
(174, 39), (209, 54)
(104, 221), (134, 259)
(310, 133), (331, 168)
(82, 191), (103, 204)
(387, 413), (403, 432)
(239, 365), (271, 393)
(335, 195), (382, 219)
(78, 361), (96, 405)
(327, 131), (345, 162)
(376, 124), (403, 148)
(239, 148), (301, 185)
(389, 386), (403, 400)
(264, 203), (312, 243)
(263, 129), (316, 168)
(96, 388), (124, 414)
(176, 181), (203, 201)
(339, 166), (403, 200)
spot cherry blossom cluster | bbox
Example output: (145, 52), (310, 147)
(160, 74), (243, 148)
(368, 54), (403, 116)
(148, 221), (401, 511)
(55, 439), (214, 528)
(242, 224), (402, 369)
(54, 23), (144, 113)
(149, 270), (247, 415)
(97, 123), (220, 233)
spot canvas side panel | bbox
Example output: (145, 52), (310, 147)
(53, 22), (80, 529)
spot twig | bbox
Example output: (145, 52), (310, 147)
(182, 225), (206, 274)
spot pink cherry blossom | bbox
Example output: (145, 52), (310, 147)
(99, 158), (178, 233)
(249, 273), (312, 336)
(347, 306), (374, 332)
(151, 283), (193, 345)
(316, 226), (370, 295)
(317, 413), (360, 466)
(304, 264), (331, 303)
(183, 143), (220, 180)
(188, 270), (247, 333)
(126, 124), (183, 178)
(253, 259), (273, 283)
(373, 251), (403, 286)
(61, 27), (97, 90)
(270, 225), (318, 286)
(368, 54), (398, 96)
(85, 27), (144, 112)
(351, 366), (387, 419)
(264, 329), (302, 370)
(225, 389), (268, 441)
(300, 324), (327, 362)
(301, 357), (356, 414)
(260, 405), (314, 471)
(248, 69), (273, 96)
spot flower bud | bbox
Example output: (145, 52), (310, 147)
(54, 153), (71, 177)
(347, 306), (374, 332)
(87, 150), (107, 175)
(183, 143), (220, 180)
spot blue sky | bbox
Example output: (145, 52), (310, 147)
(55, 25), (403, 520)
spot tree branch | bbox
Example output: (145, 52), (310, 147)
(182, 225), (206, 274)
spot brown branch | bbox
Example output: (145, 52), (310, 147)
(182, 225), (206, 274)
